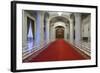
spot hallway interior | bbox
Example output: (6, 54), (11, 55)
(22, 10), (91, 63)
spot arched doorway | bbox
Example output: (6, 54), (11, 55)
(55, 26), (64, 39)
(49, 16), (70, 41)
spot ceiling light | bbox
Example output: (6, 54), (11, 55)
(58, 12), (62, 16)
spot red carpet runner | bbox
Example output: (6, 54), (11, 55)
(29, 39), (89, 62)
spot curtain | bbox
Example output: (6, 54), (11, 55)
(27, 17), (34, 40)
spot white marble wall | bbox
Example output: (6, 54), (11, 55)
(82, 15), (91, 39)
(81, 15), (91, 55)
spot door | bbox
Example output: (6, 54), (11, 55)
(56, 26), (64, 39)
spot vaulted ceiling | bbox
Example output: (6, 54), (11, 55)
(50, 16), (69, 26)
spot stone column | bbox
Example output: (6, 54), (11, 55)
(40, 12), (45, 47)
(69, 19), (74, 44)
(46, 19), (50, 44)
(74, 13), (81, 47)
(35, 12), (42, 48)
(52, 25), (55, 42)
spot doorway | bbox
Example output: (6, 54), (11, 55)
(55, 26), (64, 39)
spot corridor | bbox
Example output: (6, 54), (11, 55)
(22, 10), (91, 63)
(24, 39), (90, 62)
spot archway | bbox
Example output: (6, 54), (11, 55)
(49, 16), (70, 41)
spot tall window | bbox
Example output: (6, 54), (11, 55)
(28, 21), (33, 42)
(27, 17), (34, 50)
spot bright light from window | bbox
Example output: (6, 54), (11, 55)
(27, 21), (34, 50)
(28, 21), (33, 38)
